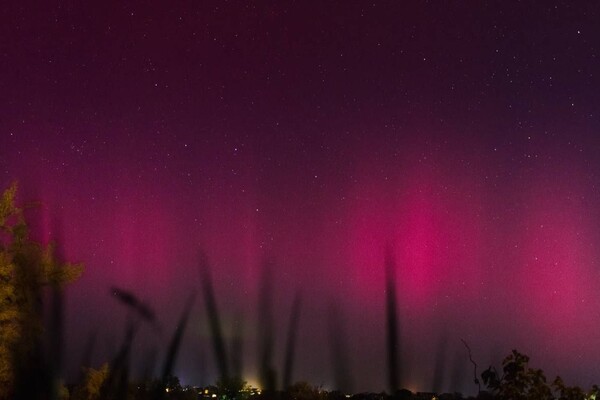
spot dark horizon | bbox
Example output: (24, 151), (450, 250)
(2, 1), (600, 395)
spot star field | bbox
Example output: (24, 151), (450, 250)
(2, 1), (600, 394)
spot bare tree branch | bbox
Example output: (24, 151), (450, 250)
(461, 338), (480, 394)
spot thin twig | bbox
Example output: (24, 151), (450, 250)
(461, 338), (480, 394)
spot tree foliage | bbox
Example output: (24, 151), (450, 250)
(216, 375), (252, 400)
(482, 350), (598, 400)
(0, 182), (83, 398)
(71, 363), (110, 400)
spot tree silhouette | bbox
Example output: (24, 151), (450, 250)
(482, 350), (552, 400)
(482, 350), (599, 400)
(0, 183), (83, 398)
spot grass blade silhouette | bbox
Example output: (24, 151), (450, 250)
(282, 290), (302, 389)
(258, 261), (276, 391)
(162, 292), (196, 380)
(328, 301), (353, 394)
(78, 330), (97, 382)
(111, 287), (157, 326)
(385, 248), (400, 394)
(105, 321), (137, 400)
(199, 253), (229, 382)
(107, 287), (155, 399)
(141, 346), (158, 382)
(231, 313), (244, 381)
(431, 332), (448, 393)
(153, 292), (196, 400)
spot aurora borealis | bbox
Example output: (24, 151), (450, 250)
(2, 1), (600, 394)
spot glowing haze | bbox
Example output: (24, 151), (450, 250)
(2, 1), (600, 394)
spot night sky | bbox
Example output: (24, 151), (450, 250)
(2, 1), (600, 394)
